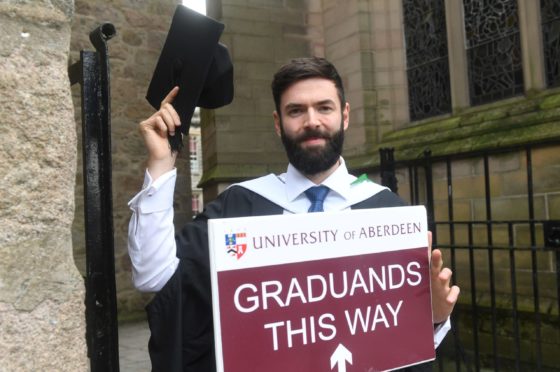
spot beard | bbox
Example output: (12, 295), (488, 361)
(280, 121), (345, 176)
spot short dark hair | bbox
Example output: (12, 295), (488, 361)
(271, 57), (345, 113)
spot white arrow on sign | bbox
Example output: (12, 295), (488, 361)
(330, 343), (353, 372)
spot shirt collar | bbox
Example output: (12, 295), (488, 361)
(282, 157), (355, 202)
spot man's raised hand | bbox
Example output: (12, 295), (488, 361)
(139, 86), (181, 180)
(428, 232), (460, 324)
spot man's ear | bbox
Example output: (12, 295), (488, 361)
(342, 102), (350, 131)
(273, 111), (282, 137)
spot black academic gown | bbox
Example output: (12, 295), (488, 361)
(145, 185), (432, 372)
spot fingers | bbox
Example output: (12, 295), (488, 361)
(438, 267), (452, 281)
(159, 104), (180, 136)
(440, 285), (460, 321)
(433, 288), (460, 324)
(158, 86), (181, 136)
(153, 116), (168, 135)
(447, 285), (460, 305)
(141, 92), (181, 138)
(427, 231), (432, 261)
(162, 86), (179, 106)
(428, 244), (461, 323)
(164, 102), (181, 126)
(140, 86), (180, 136)
(430, 248), (443, 276)
(432, 280), (460, 323)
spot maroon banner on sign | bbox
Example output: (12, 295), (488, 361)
(216, 246), (434, 371)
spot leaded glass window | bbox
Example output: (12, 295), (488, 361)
(463, 0), (524, 105)
(541, 0), (560, 88)
(403, 0), (451, 121)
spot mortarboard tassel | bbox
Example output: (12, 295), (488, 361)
(168, 132), (183, 152)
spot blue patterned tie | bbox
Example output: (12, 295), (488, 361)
(304, 185), (330, 212)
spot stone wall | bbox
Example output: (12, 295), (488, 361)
(0, 0), (87, 370)
(322, 0), (377, 157)
(200, 0), (323, 199)
(200, 0), (410, 196)
(70, 0), (185, 321)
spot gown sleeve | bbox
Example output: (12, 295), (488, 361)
(146, 186), (282, 372)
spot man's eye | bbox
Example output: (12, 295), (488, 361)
(288, 108), (303, 116)
(318, 106), (333, 113)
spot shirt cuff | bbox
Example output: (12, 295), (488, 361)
(128, 168), (177, 213)
(433, 317), (451, 348)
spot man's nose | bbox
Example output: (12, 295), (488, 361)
(304, 108), (320, 127)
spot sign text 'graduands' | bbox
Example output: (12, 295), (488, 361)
(208, 206), (435, 372)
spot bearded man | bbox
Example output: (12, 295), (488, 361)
(128, 57), (460, 372)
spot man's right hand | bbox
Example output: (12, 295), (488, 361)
(139, 86), (181, 180)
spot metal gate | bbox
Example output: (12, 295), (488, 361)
(379, 142), (560, 371)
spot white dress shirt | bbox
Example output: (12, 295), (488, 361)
(128, 169), (179, 292)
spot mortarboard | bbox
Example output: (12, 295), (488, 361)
(146, 5), (234, 152)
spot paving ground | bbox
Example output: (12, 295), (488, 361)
(119, 321), (151, 371)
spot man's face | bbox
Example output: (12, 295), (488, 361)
(273, 78), (350, 175)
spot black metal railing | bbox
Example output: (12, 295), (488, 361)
(68, 24), (119, 372)
(379, 142), (560, 371)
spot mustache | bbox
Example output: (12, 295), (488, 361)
(294, 128), (331, 142)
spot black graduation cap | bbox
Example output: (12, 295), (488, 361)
(146, 5), (234, 152)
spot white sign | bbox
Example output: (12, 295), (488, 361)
(208, 206), (435, 372)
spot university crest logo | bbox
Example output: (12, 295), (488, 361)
(225, 232), (247, 259)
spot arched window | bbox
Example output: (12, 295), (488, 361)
(541, 0), (560, 88)
(463, 0), (524, 105)
(403, 0), (452, 121)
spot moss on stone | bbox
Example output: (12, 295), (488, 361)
(539, 92), (560, 110)
(348, 91), (560, 171)
(508, 99), (539, 115)
(382, 116), (461, 141)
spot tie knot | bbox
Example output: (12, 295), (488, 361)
(305, 185), (330, 212)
